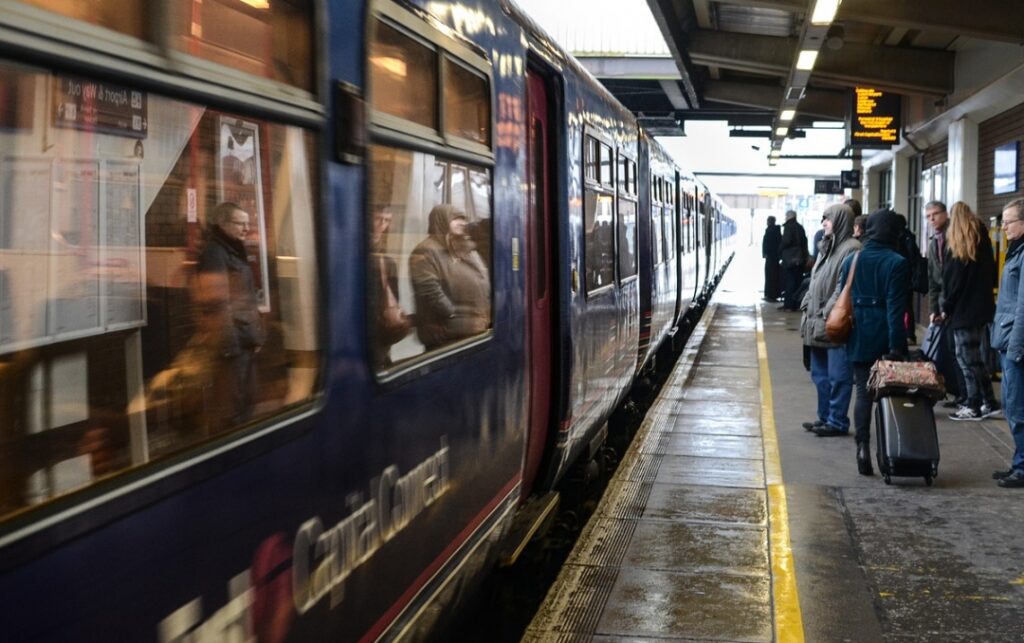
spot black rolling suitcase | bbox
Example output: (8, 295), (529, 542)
(874, 393), (940, 485)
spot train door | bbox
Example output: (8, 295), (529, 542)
(523, 69), (556, 495)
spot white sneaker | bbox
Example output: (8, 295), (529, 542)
(981, 404), (1003, 419)
(949, 406), (983, 421)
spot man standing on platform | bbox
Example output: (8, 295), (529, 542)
(762, 215), (782, 301)
(778, 209), (808, 311)
(926, 200), (966, 407)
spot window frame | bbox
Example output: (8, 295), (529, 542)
(366, 1), (497, 382)
(583, 126), (619, 296)
(0, 1), (329, 550)
(616, 148), (639, 283)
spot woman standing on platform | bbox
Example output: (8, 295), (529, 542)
(800, 203), (860, 436)
(940, 201), (999, 421)
(836, 208), (909, 475)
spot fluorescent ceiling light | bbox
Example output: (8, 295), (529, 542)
(811, 0), (842, 25)
(776, 127), (789, 137)
(796, 50), (819, 71)
(779, 109), (796, 121)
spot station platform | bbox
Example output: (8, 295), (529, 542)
(524, 247), (1024, 642)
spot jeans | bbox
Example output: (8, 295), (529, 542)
(852, 362), (873, 446)
(953, 326), (997, 410)
(809, 346), (853, 430)
(1000, 352), (1024, 473)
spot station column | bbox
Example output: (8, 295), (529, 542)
(947, 117), (979, 207)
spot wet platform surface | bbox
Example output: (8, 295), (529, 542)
(524, 247), (1024, 642)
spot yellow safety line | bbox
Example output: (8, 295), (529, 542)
(755, 305), (805, 642)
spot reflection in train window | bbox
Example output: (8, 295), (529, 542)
(584, 191), (615, 291)
(585, 136), (599, 184)
(444, 58), (490, 144)
(368, 145), (493, 371)
(618, 199), (638, 279)
(0, 63), (322, 520)
(651, 202), (663, 265)
(370, 19), (438, 129)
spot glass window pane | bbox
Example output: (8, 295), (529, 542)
(169, 0), (314, 91)
(584, 189), (614, 291)
(663, 208), (675, 259)
(618, 200), (637, 278)
(368, 145), (492, 370)
(0, 62), (321, 519)
(443, 59), (490, 145)
(370, 19), (438, 129)
(19, 0), (145, 39)
(600, 144), (613, 187)
(585, 137), (599, 183)
(651, 205), (663, 265)
(450, 165), (468, 214)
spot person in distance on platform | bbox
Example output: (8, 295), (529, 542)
(800, 203), (860, 437)
(941, 201), (999, 421)
(836, 208), (909, 475)
(810, 213), (827, 264)
(762, 215), (782, 301)
(778, 210), (809, 311)
(844, 198), (863, 218)
(991, 198), (1024, 487)
(893, 213), (926, 344)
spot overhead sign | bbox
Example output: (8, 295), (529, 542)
(841, 169), (861, 189)
(849, 87), (900, 148)
(814, 179), (843, 195)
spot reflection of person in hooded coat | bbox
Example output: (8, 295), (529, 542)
(800, 203), (859, 437)
(410, 204), (491, 349)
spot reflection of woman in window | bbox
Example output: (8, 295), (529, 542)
(410, 204), (490, 349)
(369, 207), (411, 369)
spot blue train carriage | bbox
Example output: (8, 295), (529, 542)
(0, 0), (533, 641)
(509, 3), (643, 492)
(675, 168), (702, 324)
(636, 133), (680, 374)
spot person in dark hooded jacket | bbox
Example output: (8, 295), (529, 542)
(762, 216), (782, 300)
(410, 204), (491, 349)
(800, 203), (860, 436)
(778, 210), (809, 310)
(836, 208), (909, 475)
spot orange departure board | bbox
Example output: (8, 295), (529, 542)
(849, 87), (900, 148)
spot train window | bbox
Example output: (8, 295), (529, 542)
(0, 62), (322, 520)
(370, 19), (438, 129)
(651, 203), (663, 265)
(18, 0), (146, 39)
(618, 200), (638, 279)
(600, 143), (614, 188)
(443, 57), (490, 144)
(584, 191), (615, 291)
(585, 136), (599, 184)
(170, 0), (315, 91)
(663, 207), (675, 260)
(618, 155), (628, 193)
(368, 145), (492, 371)
(629, 160), (638, 195)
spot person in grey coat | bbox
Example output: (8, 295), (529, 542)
(991, 198), (1024, 487)
(410, 204), (491, 350)
(800, 203), (860, 436)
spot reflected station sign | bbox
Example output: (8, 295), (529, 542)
(849, 87), (900, 148)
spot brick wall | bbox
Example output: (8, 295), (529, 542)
(923, 138), (948, 169)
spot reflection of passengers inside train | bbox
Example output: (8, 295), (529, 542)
(410, 204), (490, 350)
(196, 202), (265, 427)
(369, 206), (411, 369)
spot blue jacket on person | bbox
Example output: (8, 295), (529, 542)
(992, 237), (1024, 363)
(837, 210), (909, 364)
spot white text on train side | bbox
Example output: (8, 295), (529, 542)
(292, 437), (451, 613)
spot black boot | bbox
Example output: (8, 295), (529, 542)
(857, 442), (873, 476)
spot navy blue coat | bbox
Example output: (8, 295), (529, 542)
(837, 240), (909, 364)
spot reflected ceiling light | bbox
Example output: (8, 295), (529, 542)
(796, 50), (819, 71)
(811, 0), (842, 25)
(370, 56), (407, 78)
(775, 127), (789, 137)
(239, 0), (270, 8)
(779, 109), (796, 122)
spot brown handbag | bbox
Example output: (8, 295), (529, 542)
(825, 253), (858, 344)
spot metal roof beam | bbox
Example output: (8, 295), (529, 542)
(710, 0), (806, 12)
(702, 81), (846, 120)
(838, 0), (1024, 44)
(687, 30), (954, 96)
(645, 0), (701, 107)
